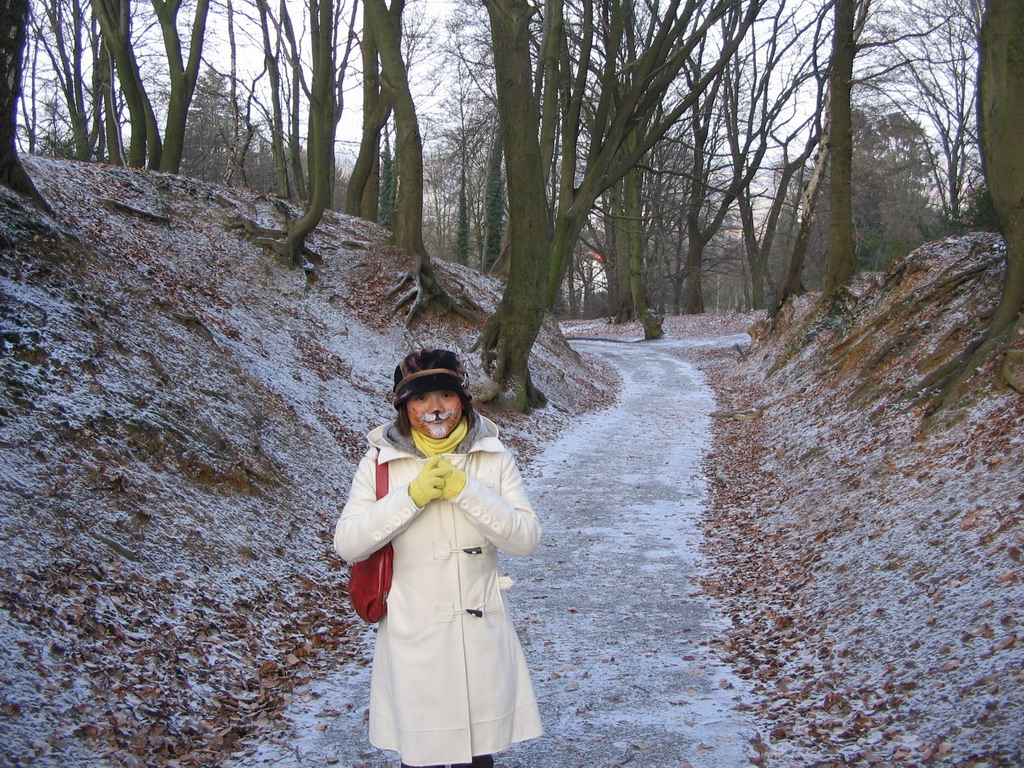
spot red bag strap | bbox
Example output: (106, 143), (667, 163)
(375, 453), (388, 501)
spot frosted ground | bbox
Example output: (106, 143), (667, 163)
(227, 335), (759, 768)
(5, 158), (1017, 766)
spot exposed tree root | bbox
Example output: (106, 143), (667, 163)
(0, 191), (68, 246)
(471, 315), (547, 413)
(226, 215), (321, 271)
(890, 255), (993, 320)
(640, 312), (664, 340)
(387, 268), (482, 328)
(916, 316), (1024, 417)
(613, 305), (664, 339)
(102, 199), (171, 224)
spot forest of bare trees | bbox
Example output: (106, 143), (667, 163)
(2, 0), (1021, 411)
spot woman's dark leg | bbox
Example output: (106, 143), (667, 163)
(452, 756), (494, 768)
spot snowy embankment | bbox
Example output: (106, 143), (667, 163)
(571, 236), (1023, 768)
(0, 157), (605, 768)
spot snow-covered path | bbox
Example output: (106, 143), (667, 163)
(231, 339), (756, 768)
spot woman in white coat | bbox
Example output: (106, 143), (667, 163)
(335, 349), (544, 768)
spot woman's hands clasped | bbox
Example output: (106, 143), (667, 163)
(408, 457), (467, 507)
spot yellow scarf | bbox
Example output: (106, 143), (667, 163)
(411, 418), (469, 457)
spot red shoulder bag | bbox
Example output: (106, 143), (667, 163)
(347, 457), (392, 623)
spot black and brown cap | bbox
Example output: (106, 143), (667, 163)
(392, 348), (469, 409)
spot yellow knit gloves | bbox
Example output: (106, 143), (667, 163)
(409, 457), (448, 507)
(436, 458), (467, 500)
(408, 457), (467, 507)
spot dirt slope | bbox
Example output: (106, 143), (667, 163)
(0, 158), (605, 768)
(696, 236), (1022, 766)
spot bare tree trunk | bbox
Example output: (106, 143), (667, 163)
(0, 0), (49, 210)
(222, 0), (241, 185)
(96, 38), (124, 165)
(281, 0), (356, 265)
(608, 181), (632, 323)
(344, 4), (390, 220)
(978, 0), (1024, 341)
(773, 109), (831, 318)
(779, 183), (815, 303)
(683, 231), (706, 314)
(536, 0), (565, 183)
(18, 10), (36, 154)
(476, 0), (549, 411)
(94, 0), (161, 168)
(920, 0), (1024, 409)
(624, 164), (662, 339)
(740, 202), (771, 310)
(365, 0), (424, 256)
(152, 0), (210, 173)
(366, 0), (475, 326)
(822, 0), (864, 295)
(279, 3), (306, 201)
(255, 0), (289, 197)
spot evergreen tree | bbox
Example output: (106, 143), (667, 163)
(456, 166), (469, 265)
(180, 68), (234, 184)
(378, 133), (395, 230)
(483, 132), (505, 271)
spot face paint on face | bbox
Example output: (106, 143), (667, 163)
(407, 391), (463, 438)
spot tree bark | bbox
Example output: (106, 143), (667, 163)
(254, 0), (289, 197)
(278, 3), (306, 201)
(773, 86), (833, 318)
(477, 0), (549, 411)
(221, 0), (241, 185)
(152, 0), (210, 173)
(281, 0), (355, 265)
(365, 0), (425, 258)
(683, 227), (706, 314)
(822, 0), (858, 295)
(624, 163), (662, 339)
(0, 0), (48, 209)
(608, 181), (632, 323)
(93, 0), (161, 168)
(978, 0), (1024, 340)
(738, 190), (774, 310)
(482, 131), (505, 272)
(96, 36), (124, 165)
(344, 2), (390, 220)
(366, 0), (475, 326)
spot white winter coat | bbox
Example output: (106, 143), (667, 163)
(334, 415), (543, 766)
